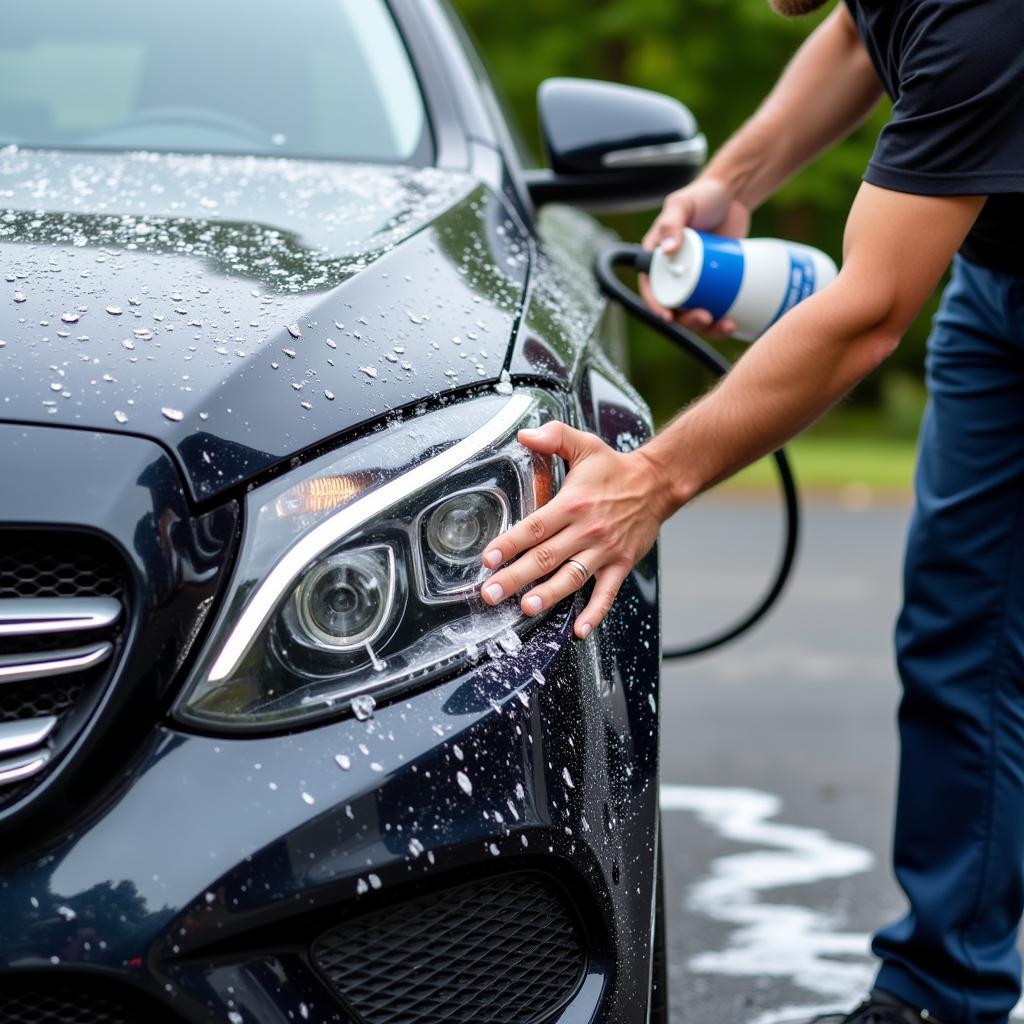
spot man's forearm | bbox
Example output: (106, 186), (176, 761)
(639, 280), (894, 510)
(640, 185), (986, 512)
(705, 5), (882, 209)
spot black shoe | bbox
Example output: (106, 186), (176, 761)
(780, 989), (945, 1024)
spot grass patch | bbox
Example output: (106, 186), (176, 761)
(723, 434), (918, 493)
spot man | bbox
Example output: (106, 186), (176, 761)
(478, 0), (1024, 1021)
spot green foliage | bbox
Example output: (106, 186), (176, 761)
(728, 434), (917, 491)
(451, 0), (934, 427)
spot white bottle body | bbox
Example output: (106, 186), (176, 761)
(648, 229), (838, 342)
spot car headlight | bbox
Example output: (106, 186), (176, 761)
(173, 390), (560, 731)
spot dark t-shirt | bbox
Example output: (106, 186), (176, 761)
(844, 0), (1024, 273)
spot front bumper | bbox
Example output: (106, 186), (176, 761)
(0, 581), (660, 1023)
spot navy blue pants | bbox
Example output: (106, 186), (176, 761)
(872, 255), (1024, 1024)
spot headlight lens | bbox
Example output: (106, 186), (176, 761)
(293, 546), (395, 651)
(174, 390), (560, 731)
(427, 491), (504, 565)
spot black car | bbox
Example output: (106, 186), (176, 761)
(0, 2), (705, 1021)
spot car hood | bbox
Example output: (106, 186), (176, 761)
(0, 148), (530, 501)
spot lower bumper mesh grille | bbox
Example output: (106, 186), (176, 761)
(0, 979), (174, 1024)
(312, 871), (587, 1024)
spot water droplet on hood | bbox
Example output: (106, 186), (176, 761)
(61, 312), (80, 324)
(456, 771), (473, 796)
(106, 305), (122, 316)
(286, 324), (301, 339)
(161, 407), (184, 422)
(113, 410), (128, 424)
(359, 365), (378, 379)
(351, 694), (376, 720)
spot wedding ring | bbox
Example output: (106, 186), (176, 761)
(567, 558), (591, 582)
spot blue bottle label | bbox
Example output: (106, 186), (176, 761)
(687, 234), (745, 321)
(769, 250), (816, 327)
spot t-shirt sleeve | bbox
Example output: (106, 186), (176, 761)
(865, 0), (1024, 196)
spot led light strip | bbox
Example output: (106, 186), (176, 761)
(207, 392), (534, 682)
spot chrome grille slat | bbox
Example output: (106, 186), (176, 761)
(0, 641), (113, 684)
(0, 597), (121, 637)
(0, 716), (56, 756)
(0, 533), (128, 800)
(0, 748), (50, 785)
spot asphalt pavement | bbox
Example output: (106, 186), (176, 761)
(657, 492), (914, 1024)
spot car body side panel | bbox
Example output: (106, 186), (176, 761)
(508, 203), (615, 389)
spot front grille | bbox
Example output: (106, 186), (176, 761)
(0, 978), (173, 1024)
(0, 536), (126, 601)
(0, 531), (128, 806)
(312, 872), (587, 1024)
(0, 676), (85, 722)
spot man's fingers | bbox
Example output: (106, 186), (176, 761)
(515, 549), (604, 621)
(638, 274), (674, 322)
(675, 308), (713, 331)
(479, 530), (583, 607)
(651, 195), (693, 254)
(574, 566), (628, 638)
(481, 497), (574, 574)
(706, 318), (738, 339)
(516, 420), (595, 463)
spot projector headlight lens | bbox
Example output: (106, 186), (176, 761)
(426, 491), (504, 565)
(294, 547), (395, 651)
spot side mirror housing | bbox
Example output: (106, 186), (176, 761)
(525, 78), (706, 212)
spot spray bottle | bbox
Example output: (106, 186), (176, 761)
(646, 228), (837, 342)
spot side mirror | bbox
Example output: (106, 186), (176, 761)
(524, 78), (706, 212)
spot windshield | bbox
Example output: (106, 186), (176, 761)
(0, 0), (430, 163)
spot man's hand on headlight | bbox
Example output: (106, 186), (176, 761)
(479, 421), (672, 638)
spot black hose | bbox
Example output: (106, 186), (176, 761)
(594, 243), (801, 660)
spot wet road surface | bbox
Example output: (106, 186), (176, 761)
(658, 494), (912, 1023)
